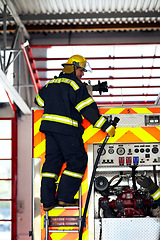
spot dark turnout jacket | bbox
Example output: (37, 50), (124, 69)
(34, 72), (111, 136)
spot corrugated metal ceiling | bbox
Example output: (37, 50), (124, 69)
(0, 0), (160, 34)
(11, 0), (160, 15)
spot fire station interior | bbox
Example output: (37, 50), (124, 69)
(0, 0), (160, 240)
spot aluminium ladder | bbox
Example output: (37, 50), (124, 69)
(45, 187), (82, 240)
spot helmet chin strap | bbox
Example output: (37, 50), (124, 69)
(73, 65), (76, 76)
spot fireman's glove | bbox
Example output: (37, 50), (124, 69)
(137, 175), (156, 191)
(105, 117), (120, 137)
(105, 124), (115, 137)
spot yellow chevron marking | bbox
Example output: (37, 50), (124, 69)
(41, 214), (44, 229)
(82, 125), (100, 143)
(81, 204), (88, 215)
(56, 226), (78, 230)
(73, 210), (79, 217)
(74, 191), (79, 199)
(103, 108), (125, 114)
(50, 232), (67, 240)
(111, 127), (133, 142)
(72, 229), (88, 240)
(81, 229), (88, 240)
(74, 177), (88, 199)
(132, 108), (152, 114)
(49, 208), (66, 216)
(98, 127), (126, 143)
(81, 178), (88, 196)
(34, 118), (41, 136)
(34, 139), (45, 158)
(98, 126), (158, 144)
(130, 127), (158, 142)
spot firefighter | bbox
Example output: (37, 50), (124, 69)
(34, 54), (116, 211)
(137, 175), (160, 206)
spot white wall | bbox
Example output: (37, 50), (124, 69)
(17, 114), (32, 240)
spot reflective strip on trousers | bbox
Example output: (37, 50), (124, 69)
(42, 172), (58, 181)
(63, 170), (83, 179)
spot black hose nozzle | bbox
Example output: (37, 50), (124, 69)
(112, 117), (120, 127)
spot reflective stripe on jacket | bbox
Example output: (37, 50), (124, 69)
(34, 72), (110, 136)
(149, 185), (160, 207)
(150, 186), (160, 201)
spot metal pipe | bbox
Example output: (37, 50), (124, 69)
(3, 0), (30, 39)
(45, 211), (49, 240)
(93, 93), (157, 97)
(33, 56), (160, 61)
(48, 230), (79, 233)
(5, 28), (20, 72)
(30, 43), (160, 48)
(96, 101), (155, 105)
(36, 66), (160, 71)
(0, 50), (3, 70)
(5, 50), (22, 73)
(27, 46), (41, 89)
(79, 186), (82, 230)
(39, 76), (160, 81)
(11, 116), (18, 240)
(109, 85), (160, 89)
(3, 4), (7, 71)
(21, 43), (39, 94)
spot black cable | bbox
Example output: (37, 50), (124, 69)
(99, 218), (102, 240)
(109, 176), (123, 189)
(79, 134), (110, 240)
(153, 165), (157, 185)
(131, 166), (137, 190)
(79, 117), (120, 240)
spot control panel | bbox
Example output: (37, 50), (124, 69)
(93, 142), (160, 167)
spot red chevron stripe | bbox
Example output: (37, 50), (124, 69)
(99, 108), (110, 114)
(34, 132), (45, 147)
(147, 108), (160, 113)
(33, 109), (43, 123)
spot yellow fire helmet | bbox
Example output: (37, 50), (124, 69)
(62, 54), (92, 74)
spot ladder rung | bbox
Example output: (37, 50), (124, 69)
(44, 216), (79, 227)
(45, 188), (82, 238)
(54, 206), (79, 209)
(49, 230), (79, 233)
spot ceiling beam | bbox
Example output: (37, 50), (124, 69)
(3, 11), (160, 21)
(0, 10), (159, 25)
(3, 0), (30, 39)
(0, 21), (159, 33)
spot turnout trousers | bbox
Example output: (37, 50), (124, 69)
(41, 131), (88, 206)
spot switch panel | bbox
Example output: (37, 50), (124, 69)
(93, 142), (160, 167)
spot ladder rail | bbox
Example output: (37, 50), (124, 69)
(45, 211), (49, 240)
(45, 186), (82, 239)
